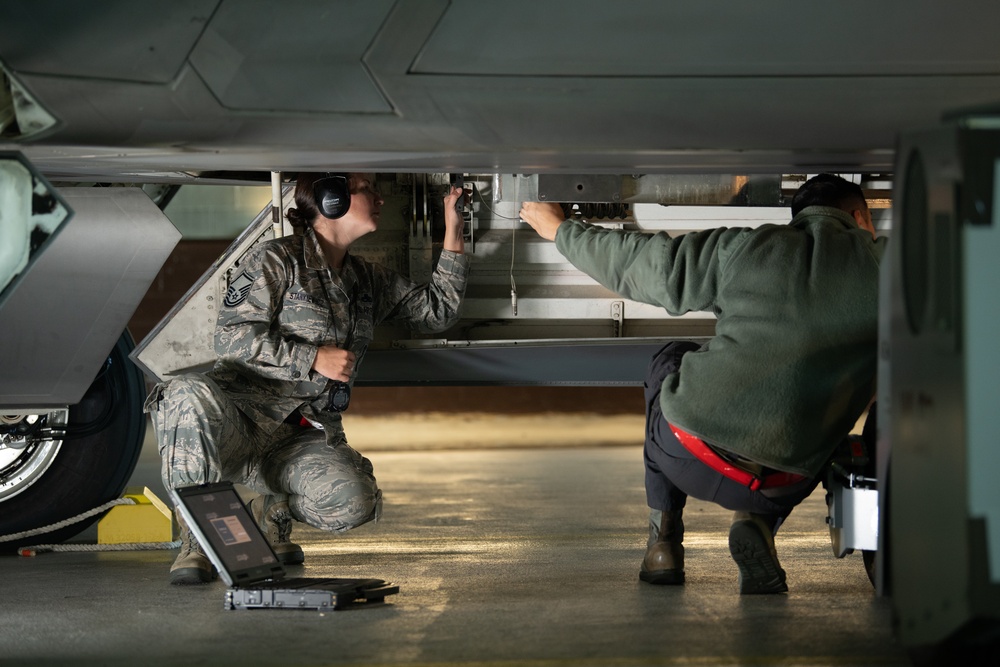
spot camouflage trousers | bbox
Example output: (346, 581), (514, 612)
(145, 373), (382, 533)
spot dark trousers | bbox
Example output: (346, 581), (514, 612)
(643, 341), (820, 530)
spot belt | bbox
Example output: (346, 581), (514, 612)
(668, 423), (808, 491)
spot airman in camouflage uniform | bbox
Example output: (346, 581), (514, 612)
(146, 173), (468, 584)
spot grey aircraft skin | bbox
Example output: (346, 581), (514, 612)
(1, 1), (998, 180)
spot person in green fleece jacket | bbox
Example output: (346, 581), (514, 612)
(519, 174), (886, 595)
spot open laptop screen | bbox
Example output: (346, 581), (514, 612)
(173, 483), (283, 584)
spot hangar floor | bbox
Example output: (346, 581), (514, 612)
(0, 413), (910, 667)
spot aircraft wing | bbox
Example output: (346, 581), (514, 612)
(1, 0), (998, 180)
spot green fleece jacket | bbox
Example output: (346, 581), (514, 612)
(555, 206), (887, 477)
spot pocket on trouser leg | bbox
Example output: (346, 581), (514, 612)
(150, 376), (229, 489)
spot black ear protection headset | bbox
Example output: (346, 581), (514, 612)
(312, 173), (351, 219)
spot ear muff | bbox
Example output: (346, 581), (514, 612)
(313, 174), (350, 219)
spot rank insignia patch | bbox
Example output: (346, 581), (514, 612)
(223, 270), (254, 308)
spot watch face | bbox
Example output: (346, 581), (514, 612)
(328, 382), (351, 412)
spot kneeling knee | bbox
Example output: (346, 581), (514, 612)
(298, 482), (382, 532)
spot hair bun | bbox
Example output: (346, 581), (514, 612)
(285, 207), (307, 230)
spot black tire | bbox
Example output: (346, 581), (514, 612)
(0, 331), (147, 551)
(862, 549), (877, 587)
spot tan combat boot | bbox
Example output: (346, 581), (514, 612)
(639, 509), (685, 585)
(169, 510), (215, 585)
(249, 494), (305, 565)
(728, 511), (788, 594)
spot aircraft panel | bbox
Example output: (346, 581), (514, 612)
(0, 0), (217, 83)
(1, 1), (999, 177)
(0, 187), (180, 407)
(190, 0), (395, 113)
(414, 2), (1000, 77)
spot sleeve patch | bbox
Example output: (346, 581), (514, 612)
(223, 270), (254, 308)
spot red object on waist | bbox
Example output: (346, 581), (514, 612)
(283, 410), (315, 428)
(668, 423), (808, 491)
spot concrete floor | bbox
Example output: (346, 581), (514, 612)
(0, 416), (911, 667)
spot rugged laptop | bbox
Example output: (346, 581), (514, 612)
(169, 481), (398, 611)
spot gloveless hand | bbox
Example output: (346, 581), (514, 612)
(518, 202), (566, 241)
(443, 186), (465, 253)
(312, 345), (356, 382)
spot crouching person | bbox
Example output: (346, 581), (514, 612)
(146, 173), (468, 584)
(520, 174), (884, 594)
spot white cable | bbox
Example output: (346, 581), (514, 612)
(19, 541), (181, 557)
(471, 183), (520, 316)
(510, 213), (518, 316)
(0, 497), (137, 543)
(0, 497), (180, 556)
(0, 497), (182, 556)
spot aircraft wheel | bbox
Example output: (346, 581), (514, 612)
(862, 549), (877, 587)
(0, 331), (147, 551)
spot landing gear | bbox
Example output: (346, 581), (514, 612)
(0, 331), (147, 550)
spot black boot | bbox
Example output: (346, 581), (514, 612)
(728, 512), (787, 594)
(639, 509), (684, 585)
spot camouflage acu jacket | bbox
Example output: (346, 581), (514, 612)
(208, 226), (469, 433)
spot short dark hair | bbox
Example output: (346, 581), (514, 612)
(790, 173), (867, 217)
